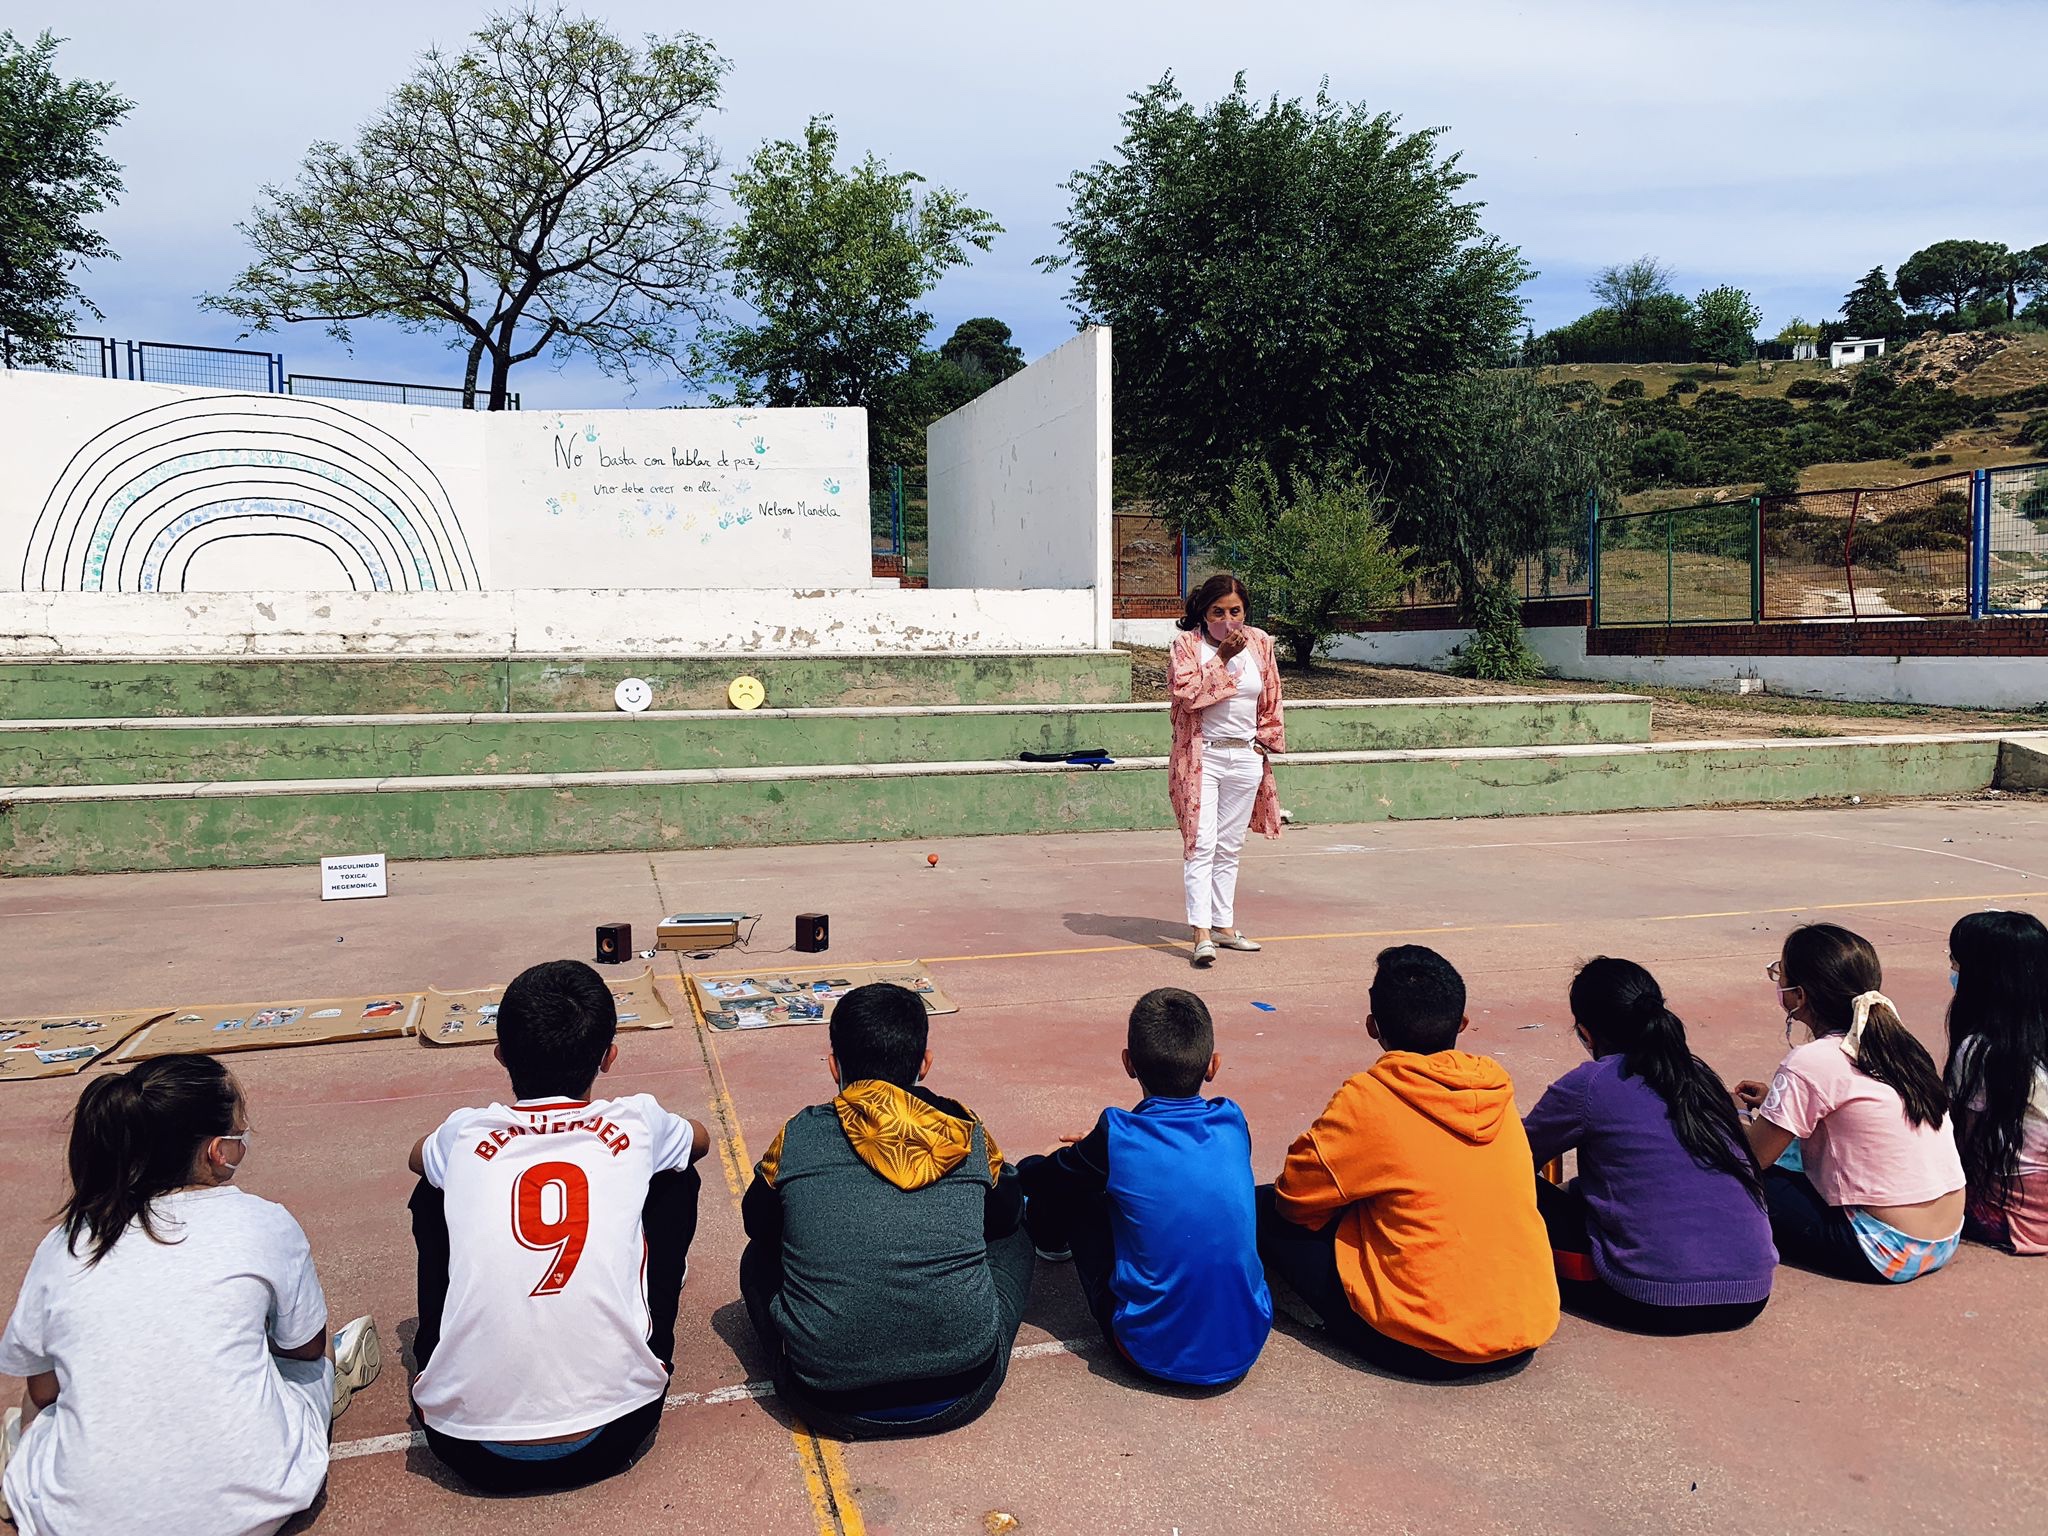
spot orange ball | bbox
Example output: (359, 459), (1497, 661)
(927, 853), (939, 867)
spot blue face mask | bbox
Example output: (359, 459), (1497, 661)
(1950, 971), (1960, 990)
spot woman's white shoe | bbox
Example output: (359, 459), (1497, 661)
(1192, 940), (1218, 968)
(1217, 933), (1262, 952)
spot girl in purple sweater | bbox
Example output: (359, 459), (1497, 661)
(1524, 958), (1776, 1334)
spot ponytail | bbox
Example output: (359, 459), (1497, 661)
(1570, 958), (1763, 1202)
(1945, 910), (2048, 1211)
(1782, 924), (1948, 1129)
(62, 1054), (240, 1265)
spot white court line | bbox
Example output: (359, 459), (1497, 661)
(328, 1336), (1103, 1462)
(1804, 831), (2048, 884)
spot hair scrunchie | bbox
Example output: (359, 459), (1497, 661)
(1842, 990), (1896, 1061)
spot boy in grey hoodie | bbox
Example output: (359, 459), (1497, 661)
(739, 983), (1032, 1438)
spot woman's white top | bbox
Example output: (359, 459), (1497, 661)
(0, 1186), (330, 1536)
(1198, 637), (1262, 743)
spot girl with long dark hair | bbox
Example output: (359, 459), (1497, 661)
(1733, 924), (1965, 1284)
(0, 1055), (378, 1534)
(1167, 572), (1286, 968)
(1944, 909), (2048, 1253)
(1522, 958), (1775, 1333)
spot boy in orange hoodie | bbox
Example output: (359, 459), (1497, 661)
(1258, 945), (1558, 1378)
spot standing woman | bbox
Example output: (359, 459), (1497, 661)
(1168, 573), (1286, 969)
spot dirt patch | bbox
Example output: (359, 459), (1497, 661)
(1119, 645), (2047, 742)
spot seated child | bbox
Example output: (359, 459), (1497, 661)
(406, 959), (709, 1492)
(1944, 910), (2048, 1254)
(1257, 945), (1558, 1378)
(1018, 987), (1271, 1386)
(739, 982), (1032, 1438)
(0, 1054), (379, 1536)
(1737, 923), (1964, 1284)
(1523, 958), (1775, 1334)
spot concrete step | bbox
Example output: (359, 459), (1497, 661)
(0, 695), (1653, 786)
(2, 731), (2026, 876)
(0, 650), (1134, 719)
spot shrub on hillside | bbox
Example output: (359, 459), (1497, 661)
(1450, 580), (1546, 682)
(1667, 378), (1699, 396)
(1607, 378), (1645, 400)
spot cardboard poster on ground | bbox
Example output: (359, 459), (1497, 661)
(686, 963), (957, 1032)
(0, 1011), (169, 1081)
(419, 967), (673, 1047)
(115, 994), (423, 1061)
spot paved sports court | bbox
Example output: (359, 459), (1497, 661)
(4, 797), (2045, 1535)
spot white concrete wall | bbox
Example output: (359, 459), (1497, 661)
(926, 327), (1112, 647)
(1, 372), (870, 595)
(0, 587), (1097, 657)
(1121, 616), (2048, 709)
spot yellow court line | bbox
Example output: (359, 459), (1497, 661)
(684, 986), (866, 1536)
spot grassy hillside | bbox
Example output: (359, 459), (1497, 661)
(1537, 331), (2048, 508)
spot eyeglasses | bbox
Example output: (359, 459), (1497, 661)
(1764, 962), (1784, 983)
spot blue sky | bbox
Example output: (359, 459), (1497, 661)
(20, 0), (2047, 407)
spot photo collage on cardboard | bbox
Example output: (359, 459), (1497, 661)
(0, 1011), (168, 1081)
(687, 964), (957, 1031)
(420, 967), (673, 1047)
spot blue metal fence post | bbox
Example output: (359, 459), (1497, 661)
(1751, 495), (1763, 624)
(1970, 469), (1990, 618)
(1586, 489), (1601, 627)
(1179, 527), (1190, 600)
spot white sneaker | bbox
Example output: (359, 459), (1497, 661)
(331, 1316), (383, 1420)
(1, 1405), (20, 1526)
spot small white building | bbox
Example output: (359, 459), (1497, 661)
(1791, 339), (1818, 361)
(1830, 336), (1886, 368)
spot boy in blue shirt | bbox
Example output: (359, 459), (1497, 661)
(1018, 988), (1271, 1386)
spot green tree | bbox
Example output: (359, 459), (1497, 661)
(1450, 579), (1546, 682)
(700, 116), (1000, 428)
(1895, 239), (2009, 319)
(1043, 73), (1529, 521)
(2005, 242), (2048, 317)
(1591, 256), (1676, 324)
(1407, 369), (1622, 607)
(1692, 284), (1761, 367)
(0, 30), (132, 365)
(1840, 267), (1907, 341)
(1774, 316), (1821, 346)
(937, 317), (1025, 384)
(205, 6), (724, 409)
(1207, 463), (1414, 668)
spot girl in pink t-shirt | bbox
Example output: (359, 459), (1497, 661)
(1944, 910), (2048, 1255)
(1733, 924), (1965, 1284)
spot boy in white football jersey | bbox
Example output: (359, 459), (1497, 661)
(404, 960), (709, 1492)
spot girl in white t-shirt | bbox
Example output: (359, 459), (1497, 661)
(0, 1054), (379, 1536)
(1944, 910), (2048, 1254)
(1733, 924), (1965, 1284)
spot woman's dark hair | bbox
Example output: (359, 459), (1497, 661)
(1781, 923), (1948, 1129)
(61, 1054), (240, 1266)
(1176, 572), (1250, 632)
(1944, 909), (2048, 1211)
(1570, 957), (1763, 1203)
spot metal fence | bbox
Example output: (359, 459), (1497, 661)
(286, 374), (515, 410)
(0, 333), (119, 376)
(1594, 498), (1759, 626)
(870, 462), (928, 582)
(1593, 464), (2048, 625)
(1984, 462), (2048, 614)
(3, 332), (510, 409)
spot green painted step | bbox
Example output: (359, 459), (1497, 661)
(0, 696), (1653, 787)
(1, 733), (2019, 876)
(0, 651), (1134, 719)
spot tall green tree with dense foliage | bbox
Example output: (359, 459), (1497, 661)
(1692, 284), (1761, 367)
(2017, 243), (2048, 322)
(1207, 464), (1414, 668)
(866, 318), (1027, 468)
(205, 6), (724, 408)
(1840, 266), (1907, 341)
(1895, 239), (2009, 319)
(1407, 369), (1622, 606)
(700, 115), (1000, 432)
(1043, 73), (1529, 521)
(0, 30), (132, 365)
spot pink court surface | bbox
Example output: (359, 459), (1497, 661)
(4, 799), (2047, 1535)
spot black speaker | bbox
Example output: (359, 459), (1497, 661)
(795, 913), (829, 953)
(595, 922), (632, 964)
